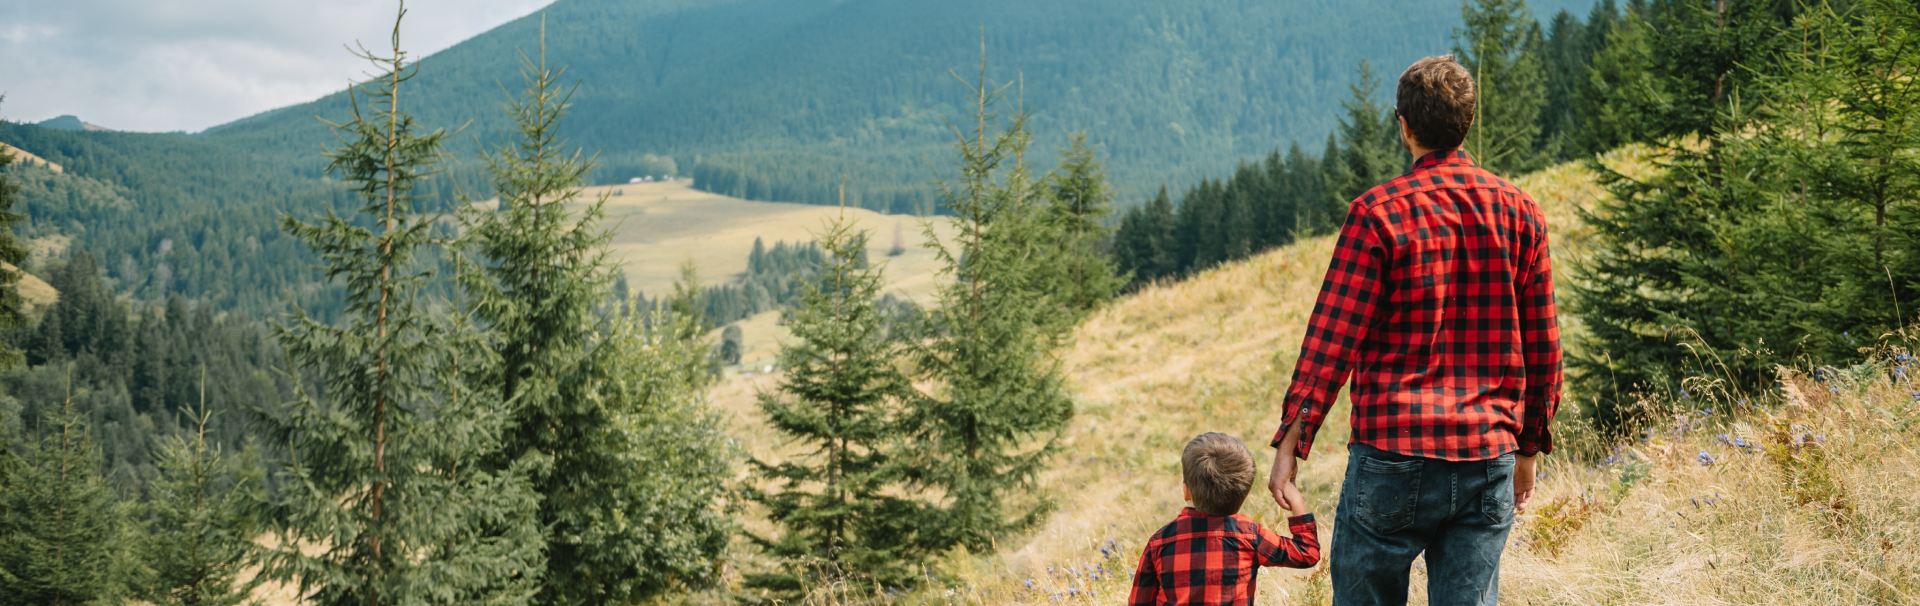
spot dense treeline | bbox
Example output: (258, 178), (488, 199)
(699, 238), (825, 326)
(692, 155), (934, 214)
(1112, 143), (1331, 287)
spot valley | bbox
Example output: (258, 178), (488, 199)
(579, 179), (954, 304)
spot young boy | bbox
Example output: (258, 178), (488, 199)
(1128, 432), (1319, 606)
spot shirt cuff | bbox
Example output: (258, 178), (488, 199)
(1286, 513), (1316, 528)
(1517, 423), (1553, 456)
(1273, 399), (1325, 460)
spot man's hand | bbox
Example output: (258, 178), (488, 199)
(1268, 421), (1305, 511)
(1513, 454), (1537, 514)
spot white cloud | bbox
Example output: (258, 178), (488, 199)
(0, 0), (555, 133)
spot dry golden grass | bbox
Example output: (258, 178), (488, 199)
(708, 147), (1916, 605)
(3, 263), (59, 312)
(1, 143), (63, 173)
(560, 180), (954, 303)
(1499, 367), (1920, 605)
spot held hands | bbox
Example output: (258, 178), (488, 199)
(1268, 421), (1307, 516)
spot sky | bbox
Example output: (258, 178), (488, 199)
(1, 0), (557, 133)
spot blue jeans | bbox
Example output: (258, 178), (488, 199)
(1331, 442), (1515, 606)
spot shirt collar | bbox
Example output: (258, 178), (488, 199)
(1407, 148), (1476, 174)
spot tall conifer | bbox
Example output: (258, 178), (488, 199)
(255, 6), (544, 604)
(1043, 133), (1124, 315)
(1326, 61), (1405, 207)
(462, 22), (731, 604)
(142, 371), (266, 606)
(1454, 0), (1550, 175)
(0, 373), (129, 606)
(908, 49), (1074, 551)
(748, 212), (924, 590)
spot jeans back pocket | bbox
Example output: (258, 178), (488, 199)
(1354, 455), (1423, 534)
(1483, 454), (1516, 525)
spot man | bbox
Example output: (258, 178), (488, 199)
(1265, 55), (1561, 606)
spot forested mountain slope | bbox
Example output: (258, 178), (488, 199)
(205, 0), (1598, 209)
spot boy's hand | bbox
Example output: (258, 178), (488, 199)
(1278, 478), (1309, 517)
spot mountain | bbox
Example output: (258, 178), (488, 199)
(0, 0), (1602, 317)
(35, 115), (111, 132)
(206, 0), (1599, 209)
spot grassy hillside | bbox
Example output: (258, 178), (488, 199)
(711, 150), (1918, 604)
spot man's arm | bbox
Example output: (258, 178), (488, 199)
(1270, 199), (1392, 461)
(1515, 200), (1562, 513)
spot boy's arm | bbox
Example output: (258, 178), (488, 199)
(1127, 540), (1161, 606)
(1253, 515), (1321, 568)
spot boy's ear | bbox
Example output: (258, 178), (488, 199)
(1183, 483), (1192, 503)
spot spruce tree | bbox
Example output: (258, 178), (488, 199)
(461, 28), (731, 604)
(578, 298), (733, 602)
(1174, 179), (1222, 271)
(1042, 133), (1124, 315)
(1138, 186), (1179, 281)
(142, 371), (266, 606)
(1640, 0), (1798, 141)
(1539, 1), (1619, 159)
(1325, 61), (1406, 208)
(1281, 142), (1331, 235)
(1575, 7), (1662, 155)
(0, 373), (129, 606)
(1113, 186), (1179, 290)
(254, 7), (544, 605)
(1746, 0), (1920, 364)
(908, 50), (1074, 552)
(1454, 0), (1550, 176)
(748, 213), (924, 591)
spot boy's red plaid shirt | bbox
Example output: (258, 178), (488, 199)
(1274, 149), (1562, 461)
(1127, 509), (1319, 606)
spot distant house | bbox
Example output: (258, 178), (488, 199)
(629, 177), (645, 184)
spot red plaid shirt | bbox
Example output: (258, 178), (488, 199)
(1128, 509), (1319, 606)
(1274, 149), (1561, 461)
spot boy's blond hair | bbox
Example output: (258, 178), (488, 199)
(1182, 432), (1256, 515)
